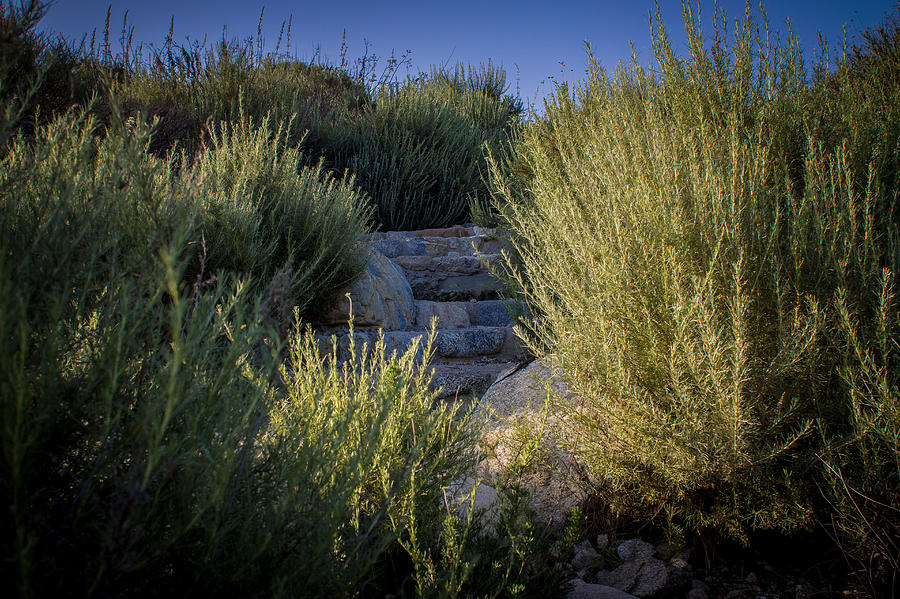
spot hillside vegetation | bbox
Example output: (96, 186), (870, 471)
(2, 0), (899, 596)
(0, 2), (550, 597)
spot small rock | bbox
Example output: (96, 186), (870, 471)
(686, 589), (708, 599)
(604, 556), (668, 598)
(691, 579), (710, 593)
(617, 539), (655, 561)
(572, 541), (605, 572)
(664, 564), (691, 589)
(744, 572), (758, 585)
(670, 558), (690, 570)
(629, 559), (668, 597)
(567, 579), (639, 599)
(655, 542), (679, 561)
(596, 533), (609, 549)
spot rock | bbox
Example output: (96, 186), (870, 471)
(572, 541), (605, 572)
(466, 299), (515, 327)
(474, 360), (588, 526)
(321, 251), (415, 329)
(416, 300), (471, 328)
(429, 366), (499, 400)
(655, 542), (679, 561)
(691, 580), (710, 593)
(617, 539), (655, 561)
(382, 331), (427, 361)
(567, 579), (638, 599)
(602, 556), (668, 598)
(596, 534), (609, 549)
(450, 476), (500, 524)
(415, 225), (470, 238)
(669, 558), (690, 570)
(686, 589), (708, 599)
(664, 563), (691, 590)
(435, 328), (506, 358)
(394, 254), (503, 301)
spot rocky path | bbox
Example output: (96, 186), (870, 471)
(314, 224), (527, 401)
(313, 227), (835, 599)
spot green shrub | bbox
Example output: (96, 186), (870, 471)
(0, 105), (483, 597)
(327, 91), (485, 230)
(117, 36), (372, 156)
(324, 63), (521, 231)
(9, 3), (524, 232)
(493, 1), (899, 565)
(0, 0), (103, 142)
(414, 62), (523, 138)
(186, 112), (372, 321)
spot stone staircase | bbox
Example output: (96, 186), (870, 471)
(314, 225), (527, 400)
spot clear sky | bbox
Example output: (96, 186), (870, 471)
(38, 0), (899, 111)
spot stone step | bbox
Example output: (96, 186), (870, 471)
(315, 326), (524, 363)
(392, 253), (505, 301)
(367, 224), (491, 240)
(414, 299), (520, 329)
(371, 234), (503, 259)
(428, 360), (522, 401)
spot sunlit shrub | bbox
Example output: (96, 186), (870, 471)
(493, 5), (899, 577)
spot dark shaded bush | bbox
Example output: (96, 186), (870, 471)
(323, 62), (522, 231)
(184, 112), (372, 321)
(0, 104), (478, 598)
(0, 0), (105, 140)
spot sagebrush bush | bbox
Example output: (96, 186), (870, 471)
(111, 24), (523, 231)
(186, 111), (372, 321)
(493, 3), (899, 579)
(328, 90), (488, 230)
(116, 36), (372, 156)
(0, 104), (484, 597)
(0, 0), (102, 141)
(321, 62), (522, 231)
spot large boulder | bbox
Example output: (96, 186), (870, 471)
(321, 250), (416, 329)
(473, 359), (588, 528)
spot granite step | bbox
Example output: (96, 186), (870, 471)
(315, 326), (524, 363)
(371, 234), (503, 259)
(428, 360), (521, 401)
(392, 253), (505, 301)
(414, 299), (520, 329)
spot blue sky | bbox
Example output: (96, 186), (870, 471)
(39, 0), (899, 110)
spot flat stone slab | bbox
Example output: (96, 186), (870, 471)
(372, 235), (501, 259)
(395, 254), (504, 301)
(416, 300), (472, 328)
(429, 361), (519, 400)
(415, 299), (518, 329)
(315, 326), (521, 362)
(466, 299), (516, 327)
(435, 328), (506, 358)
